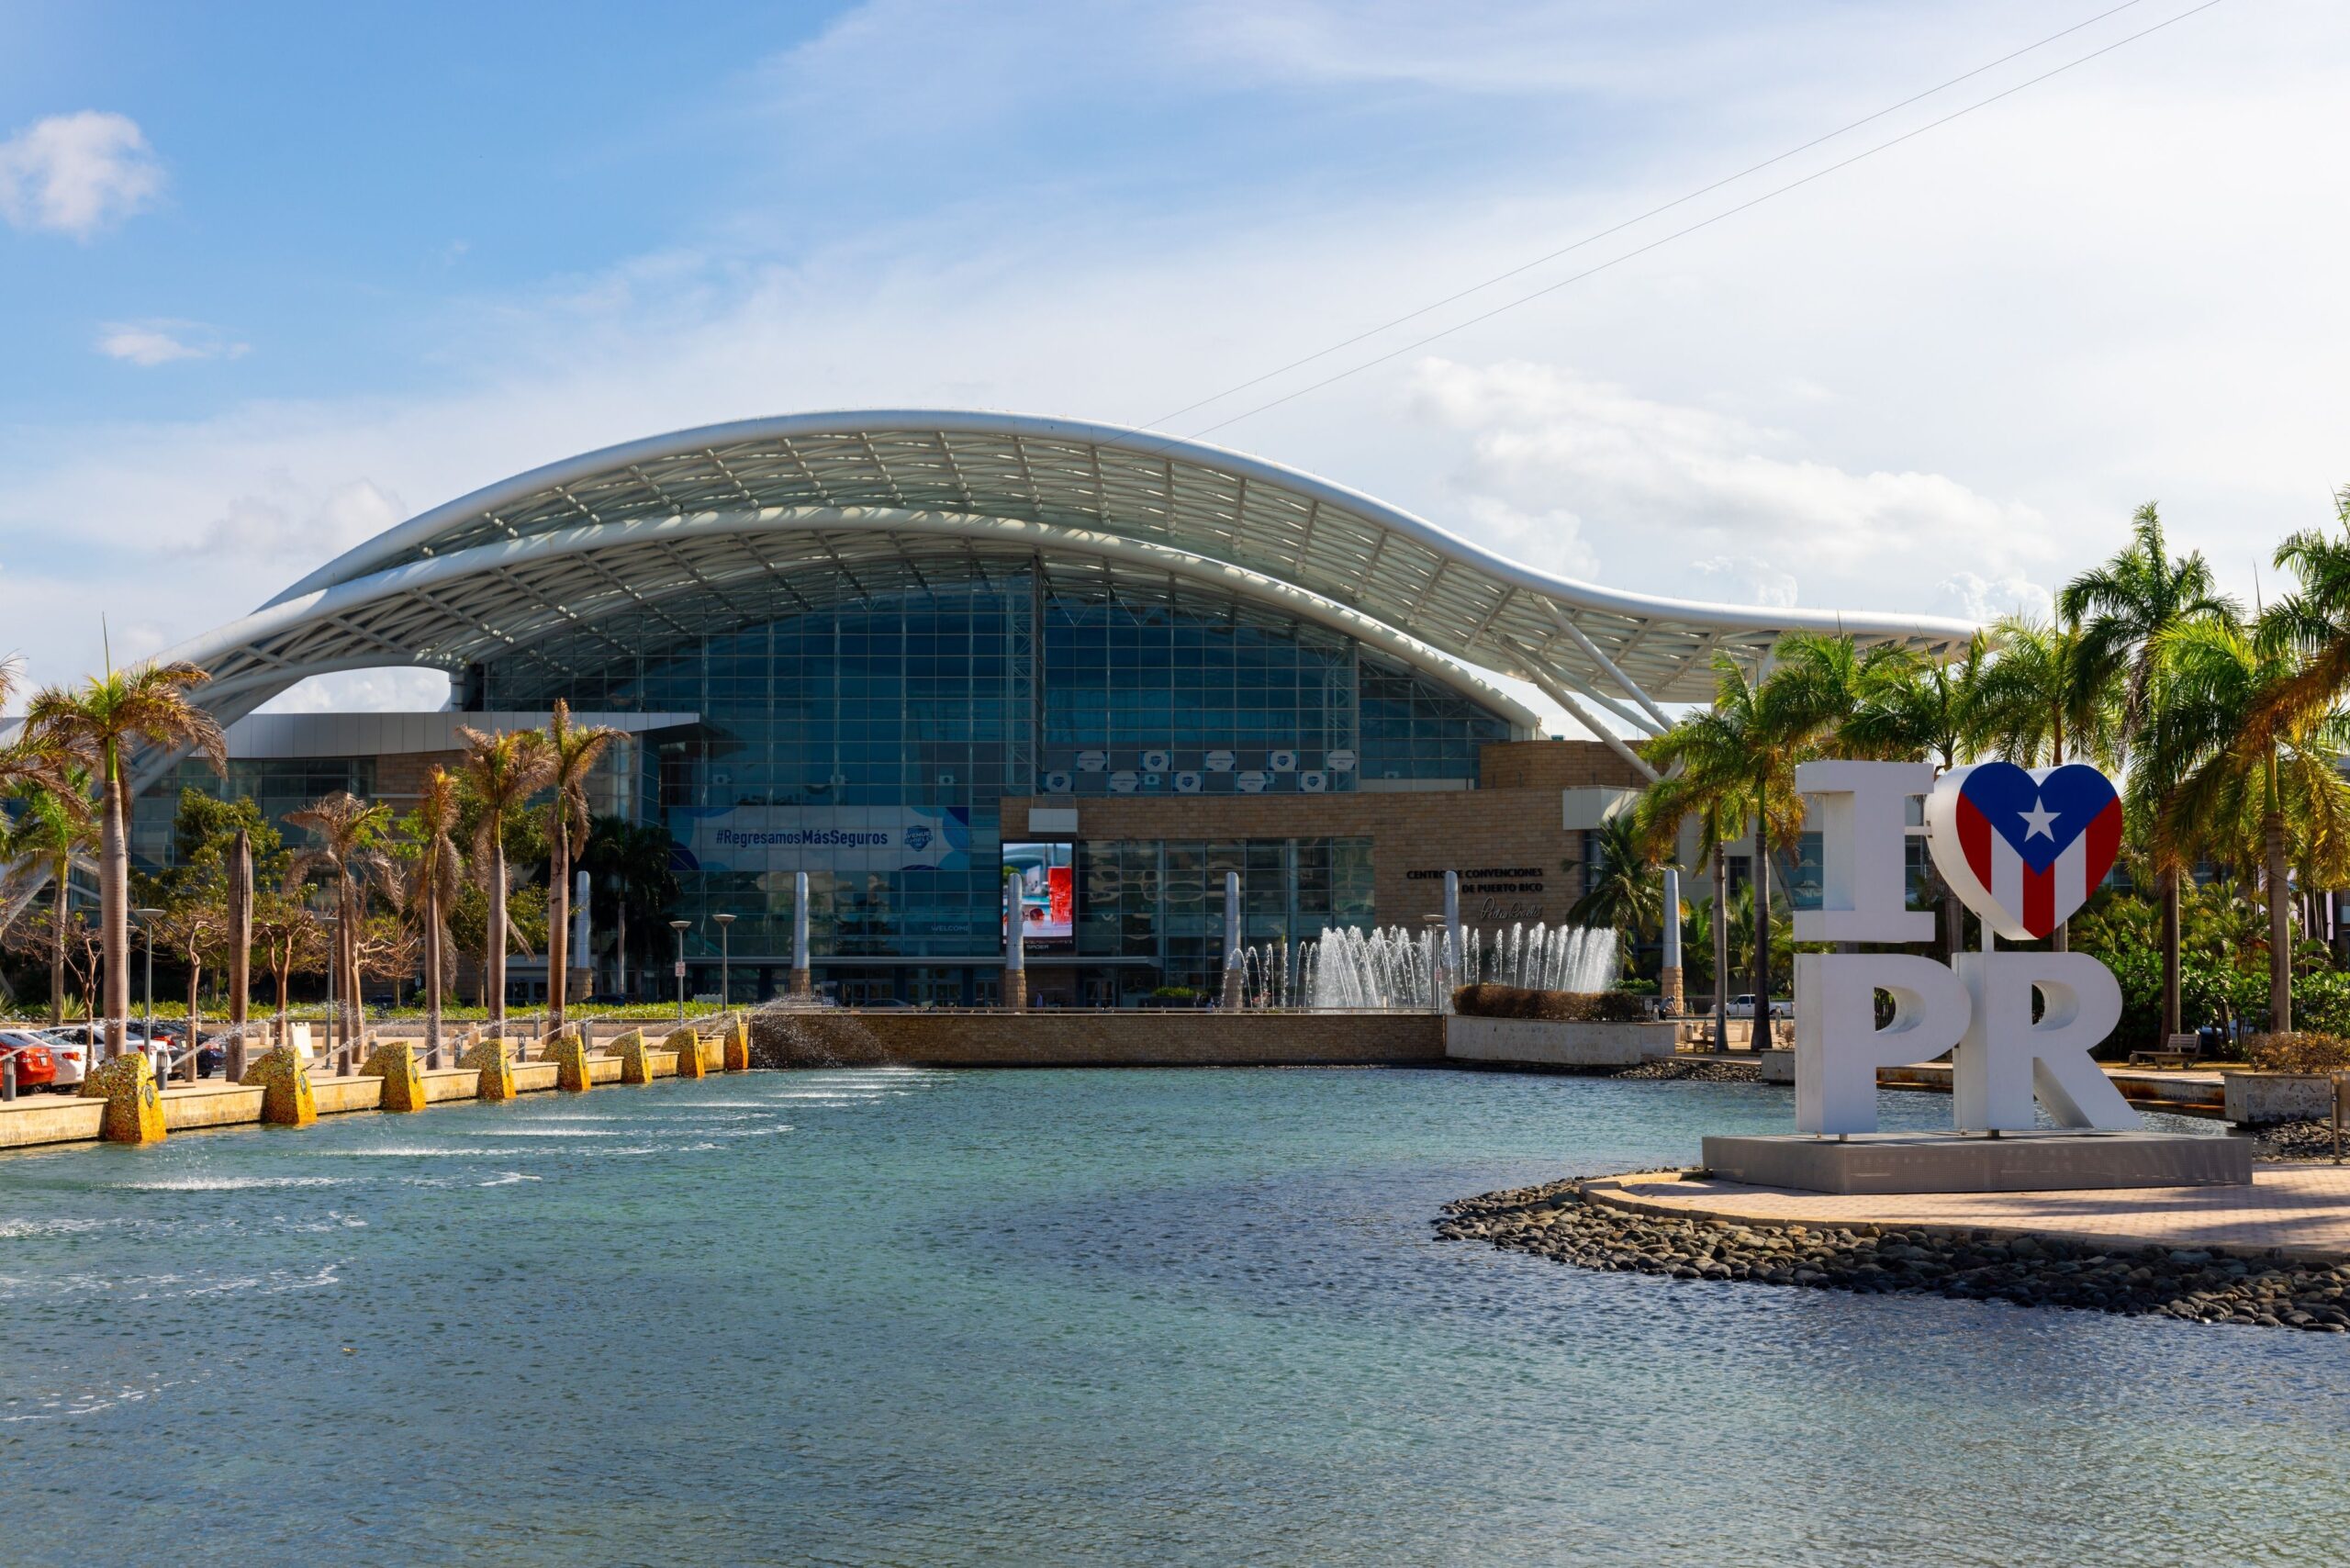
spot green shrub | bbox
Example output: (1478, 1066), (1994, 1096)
(2244, 1032), (2350, 1073)
(1451, 984), (1647, 1022)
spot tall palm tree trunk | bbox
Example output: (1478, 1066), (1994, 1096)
(1751, 833), (1774, 1052)
(2266, 811), (2292, 1033)
(49, 866), (66, 1027)
(2160, 868), (2183, 1038)
(99, 766), (127, 1059)
(548, 829), (569, 1029)
(487, 834), (508, 1027)
(229, 827), (251, 1078)
(425, 883), (444, 1070)
(1711, 855), (1729, 1047)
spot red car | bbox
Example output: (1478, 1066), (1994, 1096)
(0, 1036), (57, 1092)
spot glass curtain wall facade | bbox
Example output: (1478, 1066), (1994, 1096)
(450, 567), (1515, 1002)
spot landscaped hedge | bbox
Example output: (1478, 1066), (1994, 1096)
(1450, 984), (1649, 1023)
(2244, 1031), (2350, 1073)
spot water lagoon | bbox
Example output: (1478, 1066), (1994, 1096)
(3, 1068), (2343, 1564)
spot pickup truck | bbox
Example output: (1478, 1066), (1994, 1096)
(1727, 994), (1793, 1020)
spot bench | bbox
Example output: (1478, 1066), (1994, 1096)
(2128, 1033), (2203, 1070)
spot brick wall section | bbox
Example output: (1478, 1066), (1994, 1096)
(751, 1009), (1445, 1067)
(1002, 741), (1644, 928)
(1476, 740), (1651, 791)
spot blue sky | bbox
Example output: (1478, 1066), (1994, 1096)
(0, 1), (2341, 718)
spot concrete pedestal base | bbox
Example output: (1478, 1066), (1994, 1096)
(1700, 1130), (2250, 1194)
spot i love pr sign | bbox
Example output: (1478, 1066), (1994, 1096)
(1790, 759), (2136, 1137)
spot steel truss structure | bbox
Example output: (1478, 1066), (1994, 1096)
(162, 411), (1977, 775)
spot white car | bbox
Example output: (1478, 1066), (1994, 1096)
(6, 1026), (82, 1088)
(1727, 994), (1793, 1021)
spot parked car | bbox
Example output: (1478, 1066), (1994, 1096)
(31, 1027), (91, 1088)
(1727, 994), (1793, 1020)
(0, 1030), (59, 1092)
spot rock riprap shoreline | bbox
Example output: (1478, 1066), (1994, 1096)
(1610, 1058), (1761, 1083)
(1438, 1174), (2350, 1332)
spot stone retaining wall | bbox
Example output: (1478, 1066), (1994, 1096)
(751, 1009), (1445, 1069)
(1443, 1015), (1675, 1070)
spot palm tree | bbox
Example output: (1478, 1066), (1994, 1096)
(1641, 650), (1810, 1048)
(24, 660), (226, 1058)
(2144, 614), (2350, 1033)
(284, 791), (398, 1063)
(406, 767), (464, 1069)
(458, 724), (551, 1028)
(1971, 616), (2117, 952)
(538, 701), (618, 1028)
(1567, 812), (1662, 979)
(2059, 504), (2235, 1032)
(1972, 616), (2117, 772)
(1837, 632), (1994, 956)
(3, 770), (95, 1025)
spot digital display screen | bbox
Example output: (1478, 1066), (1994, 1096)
(1004, 842), (1074, 947)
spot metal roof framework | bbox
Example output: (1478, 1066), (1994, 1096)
(162, 411), (1979, 777)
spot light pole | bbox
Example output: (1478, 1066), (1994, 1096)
(669, 919), (691, 1025)
(134, 907), (162, 1074)
(712, 913), (734, 1013)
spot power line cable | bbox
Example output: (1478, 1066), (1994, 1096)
(1157, 0), (2228, 443)
(1147, 0), (2155, 432)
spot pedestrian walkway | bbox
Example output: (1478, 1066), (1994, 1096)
(1591, 1164), (2350, 1260)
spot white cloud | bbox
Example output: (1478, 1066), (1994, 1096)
(95, 319), (249, 367)
(0, 111), (163, 238)
(254, 668), (453, 714)
(188, 476), (404, 561)
(1410, 357), (2049, 617)
(1934, 570), (2053, 625)
(1689, 554), (1800, 610)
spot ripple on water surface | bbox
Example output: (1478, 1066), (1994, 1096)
(1, 1069), (2344, 1566)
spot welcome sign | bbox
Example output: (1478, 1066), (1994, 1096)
(671, 805), (973, 873)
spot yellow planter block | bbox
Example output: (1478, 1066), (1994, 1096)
(463, 1037), (517, 1103)
(666, 1025), (705, 1081)
(543, 1026), (592, 1092)
(722, 1015), (750, 1073)
(360, 1041), (427, 1112)
(615, 1028), (651, 1085)
(80, 1051), (167, 1144)
(241, 1044), (318, 1127)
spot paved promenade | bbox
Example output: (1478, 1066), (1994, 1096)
(1592, 1164), (2350, 1260)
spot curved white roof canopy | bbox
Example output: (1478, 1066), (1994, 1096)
(163, 410), (1979, 754)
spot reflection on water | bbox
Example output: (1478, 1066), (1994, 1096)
(1, 1069), (2342, 1565)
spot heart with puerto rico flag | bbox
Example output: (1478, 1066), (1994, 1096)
(1924, 760), (2123, 940)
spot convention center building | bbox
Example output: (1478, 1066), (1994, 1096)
(142, 412), (1972, 1006)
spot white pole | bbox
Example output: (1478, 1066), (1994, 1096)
(572, 869), (590, 992)
(1003, 874), (1026, 1010)
(791, 870), (811, 996)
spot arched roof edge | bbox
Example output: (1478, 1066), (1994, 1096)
(260, 409), (1981, 647)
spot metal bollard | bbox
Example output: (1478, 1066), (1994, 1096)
(2, 1051), (15, 1102)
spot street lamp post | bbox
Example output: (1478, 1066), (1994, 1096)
(712, 913), (734, 1014)
(133, 907), (162, 1078)
(669, 919), (691, 1025)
